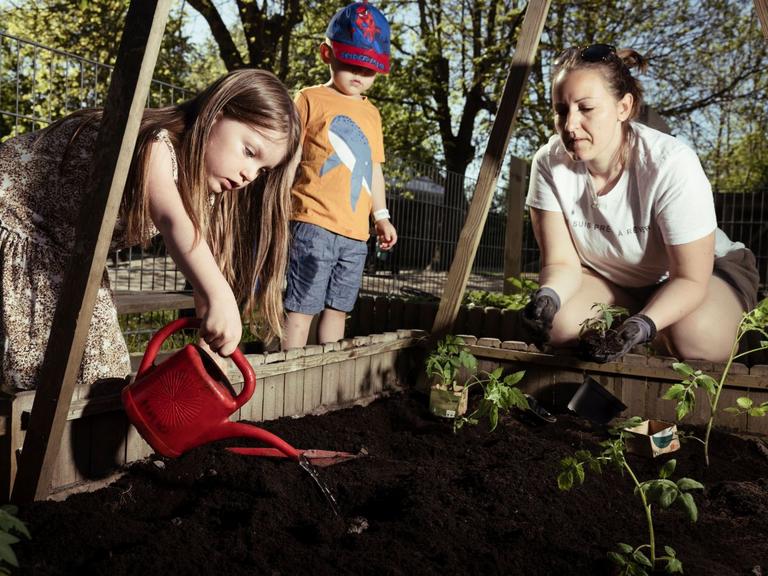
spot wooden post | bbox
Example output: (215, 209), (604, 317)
(756, 0), (768, 40)
(11, 0), (171, 503)
(432, 0), (551, 336)
(503, 156), (527, 293)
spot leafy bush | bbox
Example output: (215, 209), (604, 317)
(463, 276), (539, 311)
(0, 505), (30, 575)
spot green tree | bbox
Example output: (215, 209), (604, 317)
(0, 0), (201, 88)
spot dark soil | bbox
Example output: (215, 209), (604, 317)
(13, 390), (768, 576)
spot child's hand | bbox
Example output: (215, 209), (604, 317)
(198, 290), (243, 357)
(375, 219), (398, 251)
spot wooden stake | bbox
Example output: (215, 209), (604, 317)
(503, 156), (528, 293)
(11, 0), (171, 503)
(432, 0), (551, 336)
(756, 0), (768, 41)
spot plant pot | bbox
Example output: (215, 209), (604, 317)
(429, 385), (468, 418)
(623, 419), (680, 458)
(567, 375), (627, 424)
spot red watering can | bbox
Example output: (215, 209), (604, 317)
(121, 318), (360, 467)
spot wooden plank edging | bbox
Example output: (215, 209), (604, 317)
(465, 343), (768, 391)
(3, 334), (424, 429)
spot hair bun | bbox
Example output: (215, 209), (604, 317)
(616, 48), (648, 74)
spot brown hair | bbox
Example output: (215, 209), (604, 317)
(52, 69), (301, 340)
(553, 46), (649, 121)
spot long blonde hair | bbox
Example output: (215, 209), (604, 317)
(56, 69), (301, 340)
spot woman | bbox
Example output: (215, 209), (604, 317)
(523, 44), (759, 363)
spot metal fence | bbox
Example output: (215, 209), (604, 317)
(1, 31), (766, 316)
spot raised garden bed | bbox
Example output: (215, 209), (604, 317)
(11, 389), (768, 575)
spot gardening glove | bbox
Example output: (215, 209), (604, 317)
(521, 287), (561, 345)
(582, 313), (657, 363)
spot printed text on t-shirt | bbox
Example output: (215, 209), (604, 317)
(569, 220), (653, 237)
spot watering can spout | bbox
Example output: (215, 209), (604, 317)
(213, 421), (301, 461)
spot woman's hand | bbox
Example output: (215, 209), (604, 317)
(522, 287), (561, 345)
(579, 314), (657, 363)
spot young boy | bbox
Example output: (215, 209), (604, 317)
(282, 1), (397, 349)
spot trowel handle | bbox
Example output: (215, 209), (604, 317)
(136, 317), (256, 406)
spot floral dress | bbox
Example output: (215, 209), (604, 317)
(0, 118), (177, 392)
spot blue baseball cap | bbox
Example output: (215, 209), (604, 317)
(326, 2), (391, 74)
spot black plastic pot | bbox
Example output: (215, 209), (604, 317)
(567, 375), (627, 424)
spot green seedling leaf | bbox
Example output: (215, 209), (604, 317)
(663, 383), (686, 400)
(672, 362), (695, 377)
(488, 407), (499, 432)
(557, 470), (574, 491)
(749, 406), (768, 417)
(663, 545), (676, 557)
(617, 542), (634, 554)
(678, 492), (698, 522)
(659, 459), (677, 479)
(675, 397), (694, 421)
(658, 484), (679, 508)
(607, 551), (626, 566)
(697, 374), (718, 395)
(666, 557), (684, 573)
(0, 541), (19, 568)
(633, 549), (653, 568)
(723, 407), (740, 414)
(676, 477), (704, 492)
(736, 396), (754, 409)
(0, 508), (29, 540)
(614, 416), (644, 431)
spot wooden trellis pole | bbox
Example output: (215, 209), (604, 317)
(756, 0), (768, 40)
(431, 0), (551, 336)
(11, 0), (172, 503)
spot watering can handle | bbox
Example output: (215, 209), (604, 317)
(136, 317), (255, 408)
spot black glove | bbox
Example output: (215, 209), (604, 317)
(581, 313), (657, 363)
(521, 287), (561, 345)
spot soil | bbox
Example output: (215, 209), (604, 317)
(12, 390), (768, 576)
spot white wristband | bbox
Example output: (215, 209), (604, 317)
(373, 208), (390, 222)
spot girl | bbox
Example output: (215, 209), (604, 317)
(523, 44), (759, 363)
(0, 68), (301, 392)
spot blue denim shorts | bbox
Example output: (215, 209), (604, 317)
(284, 222), (368, 314)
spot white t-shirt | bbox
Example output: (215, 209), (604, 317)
(525, 122), (742, 287)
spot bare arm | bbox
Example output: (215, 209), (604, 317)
(641, 232), (714, 330)
(372, 162), (396, 250)
(529, 207), (583, 302)
(145, 140), (242, 356)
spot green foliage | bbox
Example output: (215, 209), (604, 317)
(0, 0), (223, 141)
(425, 335), (477, 391)
(557, 428), (702, 573)
(724, 396), (768, 417)
(462, 277), (539, 311)
(663, 363), (718, 421)
(454, 367), (528, 432)
(664, 298), (768, 465)
(578, 303), (630, 337)
(0, 505), (30, 574)
(119, 311), (267, 354)
(608, 543), (683, 576)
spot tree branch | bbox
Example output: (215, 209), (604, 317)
(187, 0), (244, 70)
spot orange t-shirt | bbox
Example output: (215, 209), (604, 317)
(292, 85), (385, 241)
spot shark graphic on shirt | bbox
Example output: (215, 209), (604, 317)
(320, 115), (372, 211)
